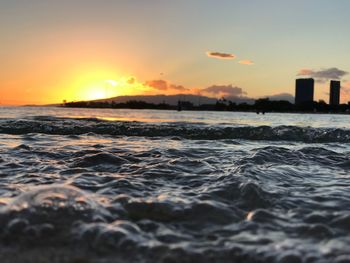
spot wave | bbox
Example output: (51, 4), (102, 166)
(1, 116), (350, 143)
(1, 135), (350, 261)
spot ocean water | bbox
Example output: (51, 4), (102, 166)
(1, 106), (350, 262)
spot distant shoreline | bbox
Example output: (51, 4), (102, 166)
(60, 99), (350, 115)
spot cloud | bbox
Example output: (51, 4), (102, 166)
(239, 60), (254, 65)
(297, 67), (348, 82)
(145, 80), (168, 90)
(145, 79), (189, 92)
(206, 51), (236, 60)
(169, 84), (188, 91)
(201, 84), (247, 98)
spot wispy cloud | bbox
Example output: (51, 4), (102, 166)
(145, 80), (168, 90)
(144, 80), (252, 100)
(169, 84), (188, 92)
(206, 51), (236, 60)
(239, 60), (254, 65)
(145, 79), (189, 92)
(201, 84), (246, 98)
(298, 67), (348, 82)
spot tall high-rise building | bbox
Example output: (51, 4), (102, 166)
(329, 80), (341, 106)
(295, 78), (314, 105)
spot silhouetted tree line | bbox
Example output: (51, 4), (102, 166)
(63, 98), (350, 113)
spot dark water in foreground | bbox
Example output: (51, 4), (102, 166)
(1, 107), (350, 262)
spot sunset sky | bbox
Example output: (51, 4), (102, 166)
(1, 0), (350, 105)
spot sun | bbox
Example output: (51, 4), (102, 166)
(75, 79), (120, 101)
(88, 89), (107, 100)
(65, 68), (150, 102)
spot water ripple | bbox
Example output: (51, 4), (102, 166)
(0, 120), (350, 261)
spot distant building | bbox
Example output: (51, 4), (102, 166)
(329, 80), (341, 106)
(295, 78), (314, 105)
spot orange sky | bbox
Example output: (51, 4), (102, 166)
(1, 1), (350, 105)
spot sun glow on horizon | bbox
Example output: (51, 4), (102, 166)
(75, 80), (121, 101)
(86, 88), (107, 100)
(64, 69), (151, 102)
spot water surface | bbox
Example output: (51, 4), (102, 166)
(0, 107), (350, 262)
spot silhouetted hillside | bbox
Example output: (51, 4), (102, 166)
(64, 97), (350, 114)
(93, 94), (255, 106)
